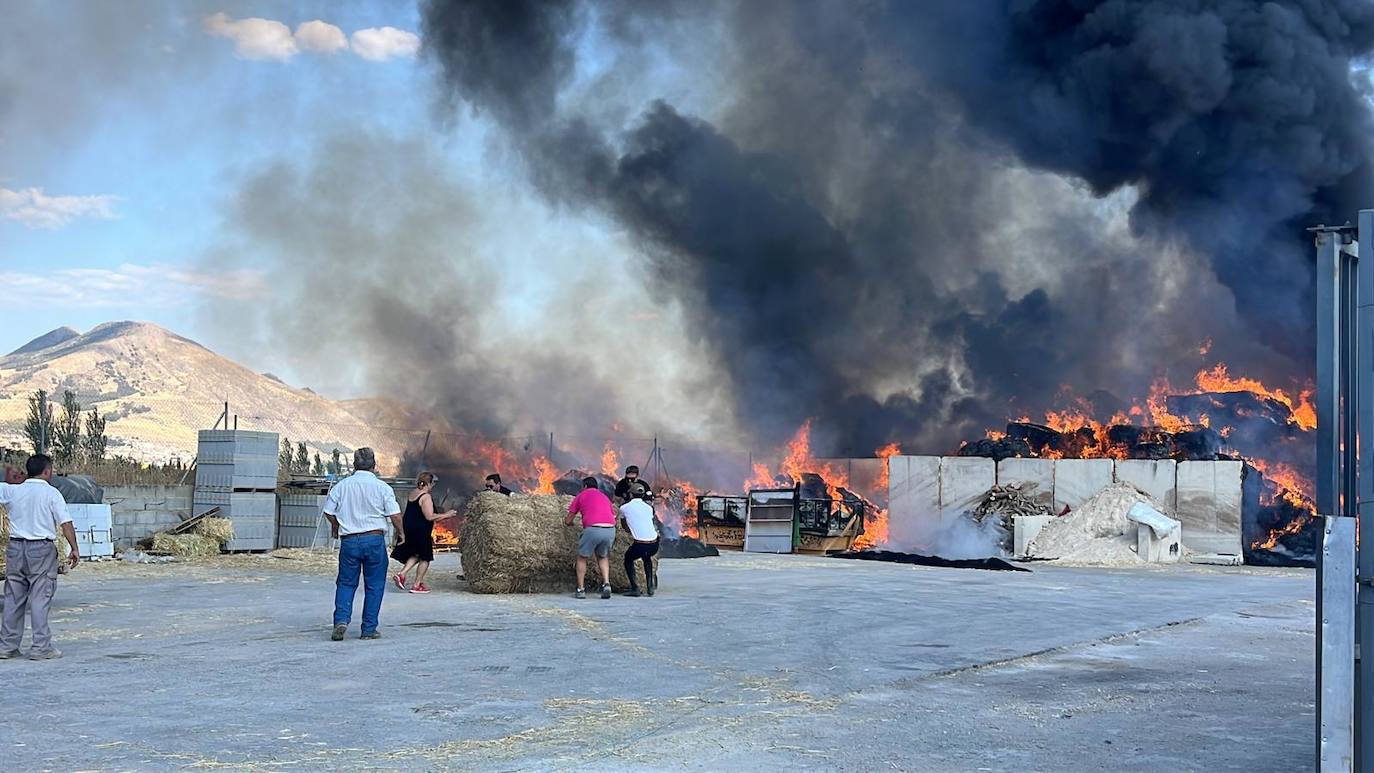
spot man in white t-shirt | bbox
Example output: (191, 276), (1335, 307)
(0, 454), (80, 660)
(323, 448), (403, 641)
(619, 483), (660, 597)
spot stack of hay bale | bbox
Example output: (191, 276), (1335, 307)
(459, 491), (634, 593)
(151, 518), (236, 558)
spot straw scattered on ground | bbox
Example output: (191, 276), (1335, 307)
(460, 492), (633, 593)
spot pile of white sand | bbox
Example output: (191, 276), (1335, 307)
(1028, 481), (1170, 566)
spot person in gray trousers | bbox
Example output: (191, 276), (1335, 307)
(0, 454), (80, 660)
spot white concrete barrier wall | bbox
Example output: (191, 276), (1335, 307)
(939, 457), (995, 523)
(887, 455), (940, 549)
(1176, 460), (1244, 555)
(1115, 459), (1178, 513)
(887, 455), (1244, 556)
(1053, 459), (1114, 514)
(995, 458), (1054, 509)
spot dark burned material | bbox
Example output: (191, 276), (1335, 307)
(552, 470), (616, 497)
(960, 421), (1229, 462)
(1242, 471), (1319, 568)
(831, 550), (1030, 572)
(958, 437), (1033, 462)
(659, 536), (719, 559)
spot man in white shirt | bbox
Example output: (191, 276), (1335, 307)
(323, 448), (402, 641)
(619, 484), (660, 597)
(0, 454), (79, 660)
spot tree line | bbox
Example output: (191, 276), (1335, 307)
(24, 389), (108, 464)
(280, 438), (347, 477)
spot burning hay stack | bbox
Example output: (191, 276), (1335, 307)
(459, 491), (633, 594)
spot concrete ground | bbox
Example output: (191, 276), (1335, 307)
(0, 551), (1313, 772)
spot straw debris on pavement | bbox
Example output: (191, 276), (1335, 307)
(460, 491), (633, 593)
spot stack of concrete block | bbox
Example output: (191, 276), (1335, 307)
(193, 430), (280, 551)
(68, 504), (115, 558)
(278, 490), (328, 548)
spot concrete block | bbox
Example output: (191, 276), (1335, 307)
(1177, 460), (1244, 555)
(1137, 523), (1182, 563)
(1115, 459), (1178, 512)
(887, 456), (941, 551)
(939, 457), (995, 521)
(996, 458), (1055, 508)
(1014, 515), (1051, 557)
(1053, 459), (1114, 514)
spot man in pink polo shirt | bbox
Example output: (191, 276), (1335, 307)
(565, 476), (615, 599)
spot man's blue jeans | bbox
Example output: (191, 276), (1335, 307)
(334, 533), (387, 634)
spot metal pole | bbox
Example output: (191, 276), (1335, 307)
(1316, 226), (1357, 771)
(548, 432), (554, 463)
(1356, 210), (1374, 773)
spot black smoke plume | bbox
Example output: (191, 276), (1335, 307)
(422, 0), (1374, 456)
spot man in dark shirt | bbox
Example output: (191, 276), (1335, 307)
(483, 473), (513, 496)
(614, 465), (647, 505)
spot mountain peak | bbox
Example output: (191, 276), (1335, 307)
(9, 326), (80, 356)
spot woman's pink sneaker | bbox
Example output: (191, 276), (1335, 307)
(393, 573), (407, 590)
(410, 583), (431, 594)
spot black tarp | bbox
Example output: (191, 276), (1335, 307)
(659, 536), (720, 559)
(831, 549), (1030, 572)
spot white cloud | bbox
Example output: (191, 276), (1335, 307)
(203, 13), (418, 64)
(294, 20), (348, 54)
(350, 27), (420, 62)
(0, 187), (118, 229)
(203, 12), (298, 61)
(0, 263), (267, 308)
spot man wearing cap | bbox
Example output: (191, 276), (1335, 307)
(619, 483), (660, 597)
(323, 448), (403, 641)
(614, 465), (646, 505)
(0, 454), (79, 660)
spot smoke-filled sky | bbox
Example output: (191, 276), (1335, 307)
(4, 1), (1374, 455)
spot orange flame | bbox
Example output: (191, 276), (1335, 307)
(434, 519), (459, 546)
(874, 443), (901, 490)
(532, 456), (557, 495)
(1193, 364), (1316, 430)
(600, 442), (620, 477)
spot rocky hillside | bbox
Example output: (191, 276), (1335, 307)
(0, 322), (415, 468)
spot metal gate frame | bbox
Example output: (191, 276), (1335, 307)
(1312, 212), (1374, 771)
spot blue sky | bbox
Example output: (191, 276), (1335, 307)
(0, 3), (434, 361)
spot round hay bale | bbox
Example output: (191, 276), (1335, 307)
(459, 491), (633, 594)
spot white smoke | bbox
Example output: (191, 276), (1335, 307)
(888, 512), (1008, 559)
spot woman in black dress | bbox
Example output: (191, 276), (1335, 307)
(391, 472), (456, 594)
